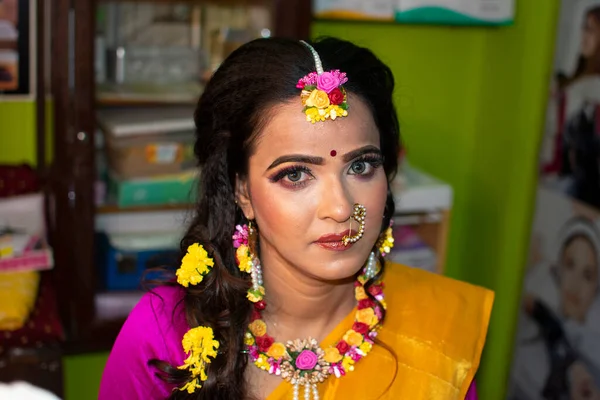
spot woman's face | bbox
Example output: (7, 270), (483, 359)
(581, 14), (600, 58)
(237, 95), (388, 282)
(559, 236), (599, 322)
(570, 362), (600, 400)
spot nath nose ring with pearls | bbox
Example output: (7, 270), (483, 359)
(342, 204), (366, 246)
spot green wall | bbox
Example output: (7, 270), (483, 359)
(0, 102), (37, 164)
(314, 1), (559, 398)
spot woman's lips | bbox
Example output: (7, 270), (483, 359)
(315, 230), (357, 251)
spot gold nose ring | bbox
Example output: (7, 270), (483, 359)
(342, 204), (366, 246)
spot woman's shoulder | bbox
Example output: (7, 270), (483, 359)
(378, 263), (493, 398)
(383, 262), (494, 306)
(381, 262), (494, 352)
(100, 285), (189, 398)
(111, 284), (189, 362)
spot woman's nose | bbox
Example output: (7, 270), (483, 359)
(316, 177), (354, 223)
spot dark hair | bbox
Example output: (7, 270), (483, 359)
(150, 36), (400, 399)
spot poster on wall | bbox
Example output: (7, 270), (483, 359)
(508, 188), (600, 400)
(0, 0), (34, 98)
(394, 0), (514, 26)
(508, 1), (600, 399)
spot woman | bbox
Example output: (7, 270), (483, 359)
(99, 37), (493, 399)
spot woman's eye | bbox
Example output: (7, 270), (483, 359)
(349, 160), (372, 175)
(287, 171), (303, 182)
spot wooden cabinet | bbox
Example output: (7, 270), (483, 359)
(42, 0), (311, 354)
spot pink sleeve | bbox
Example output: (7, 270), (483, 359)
(465, 380), (478, 400)
(99, 286), (188, 399)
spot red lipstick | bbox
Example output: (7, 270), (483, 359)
(315, 230), (357, 251)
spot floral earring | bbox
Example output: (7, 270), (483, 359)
(233, 222), (265, 303)
(364, 222), (395, 280)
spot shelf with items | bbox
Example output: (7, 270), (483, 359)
(389, 163), (453, 274)
(44, 0), (312, 355)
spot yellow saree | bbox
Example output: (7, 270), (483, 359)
(267, 262), (494, 400)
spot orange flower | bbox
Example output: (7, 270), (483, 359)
(249, 319), (267, 337)
(355, 286), (368, 301)
(305, 89), (330, 108)
(343, 330), (364, 347)
(324, 347), (343, 363)
(266, 342), (287, 360)
(356, 308), (378, 328)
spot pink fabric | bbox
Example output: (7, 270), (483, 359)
(99, 286), (188, 399)
(466, 380), (478, 399)
(99, 286), (479, 399)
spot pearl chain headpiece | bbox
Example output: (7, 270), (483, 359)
(296, 41), (349, 123)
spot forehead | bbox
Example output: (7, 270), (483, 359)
(252, 95), (380, 160)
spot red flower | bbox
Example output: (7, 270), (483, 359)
(328, 88), (344, 105)
(368, 284), (383, 296)
(357, 299), (374, 310)
(336, 340), (350, 354)
(352, 322), (369, 335)
(250, 309), (261, 322)
(254, 300), (266, 311)
(255, 335), (274, 352)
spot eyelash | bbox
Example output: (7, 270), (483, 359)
(269, 154), (384, 188)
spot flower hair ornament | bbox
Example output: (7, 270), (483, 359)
(297, 40), (349, 123)
(175, 243), (219, 393)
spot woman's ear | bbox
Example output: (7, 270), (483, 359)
(235, 174), (255, 220)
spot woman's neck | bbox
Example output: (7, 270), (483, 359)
(258, 252), (357, 343)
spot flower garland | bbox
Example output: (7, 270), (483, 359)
(296, 70), (349, 124)
(243, 269), (385, 398)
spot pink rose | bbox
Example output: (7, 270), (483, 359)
(295, 350), (318, 370)
(316, 72), (340, 93)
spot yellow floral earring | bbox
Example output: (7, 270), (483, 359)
(233, 222), (265, 303)
(363, 223), (395, 280)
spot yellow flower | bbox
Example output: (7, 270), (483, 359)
(178, 326), (219, 392)
(244, 333), (255, 346)
(267, 342), (287, 360)
(236, 245), (252, 273)
(324, 347), (343, 363)
(247, 286), (265, 303)
(180, 379), (202, 394)
(342, 356), (355, 372)
(343, 330), (364, 347)
(255, 356), (270, 370)
(249, 319), (267, 337)
(305, 89), (330, 108)
(355, 286), (368, 301)
(176, 243), (214, 287)
(305, 107), (322, 123)
(380, 299), (387, 310)
(356, 308), (378, 328)
(378, 227), (395, 255)
(359, 341), (373, 355)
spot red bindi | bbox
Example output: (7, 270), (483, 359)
(330, 150), (337, 157)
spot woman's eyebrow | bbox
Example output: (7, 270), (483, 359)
(267, 155), (325, 170)
(341, 145), (382, 163)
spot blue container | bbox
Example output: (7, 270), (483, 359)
(97, 232), (180, 291)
